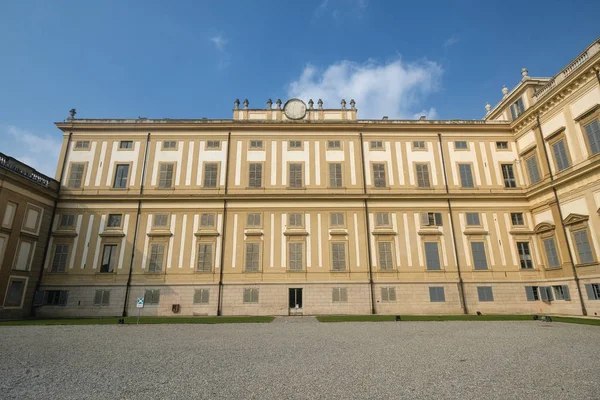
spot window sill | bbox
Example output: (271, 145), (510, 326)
(52, 231), (78, 238)
(96, 271), (115, 275)
(286, 187), (306, 190)
(148, 230), (173, 237)
(194, 230), (219, 237)
(575, 262), (598, 267)
(100, 231), (125, 238)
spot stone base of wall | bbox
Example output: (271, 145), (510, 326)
(33, 280), (596, 318)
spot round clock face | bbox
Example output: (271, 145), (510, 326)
(283, 99), (307, 120)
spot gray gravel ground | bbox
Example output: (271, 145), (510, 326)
(1, 319), (599, 400)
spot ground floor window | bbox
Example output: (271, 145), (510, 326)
(381, 287), (396, 302)
(93, 290), (110, 306)
(477, 286), (494, 302)
(585, 284), (600, 300)
(4, 278), (26, 307)
(194, 289), (210, 304)
(243, 288), (259, 304)
(429, 286), (445, 302)
(332, 287), (348, 303)
(44, 290), (69, 306)
(144, 289), (160, 305)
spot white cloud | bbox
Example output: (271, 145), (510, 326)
(444, 35), (460, 48)
(4, 125), (61, 177)
(210, 35), (228, 51)
(287, 57), (443, 119)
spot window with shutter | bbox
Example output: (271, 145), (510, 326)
(526, 155), (541, 184)
(148, 244), (165, 272)
(247, 213), (261, 227)
(429, 287), (445, 302)
(243, 288), (259, 303)
(552, 140), (570, 172)
(248, 163), (262, 188)
(420, 212), (430, 227)
(517, 242), (533, 269)
(113, 164), (130, 188)
(573, 229), (594, 264)
(329, 163), (343, 188)
(381, 287), (396, 302)
(288, 213), (303, 227)
(501, 164), (517, 188)
(158, 164), (174, 188)
(94, 290), (110, 306)
(378, 242), (393, 270)
(525, 286), (539, 301)
(330, 213), (344, 227)
(458, 164), (474, 188)
(203, 163), (218, 188)
(197, 244), (213, 272)
(331, 243), (346, 271)
(100, 244), (118, 273)
(415, 163), (431, 188)
(200, 214), (215, 227)
(245, 243), (261, 271)
(144, 289), (160, 305)
(194, 289), (210, 304)
(58, 291), (69, 306)
(543, 237), (560, 268)
(375, 212), (390, 227)
(510, 98), (525, 120)
(289, 163), (303, 188)
(466, 213), (480, 226)
(471, 242), (488, 270)
(552, 285), (568, 300)
(154, 214), (169, 228)
(425, 242), (441, 270)
(477, 286), (494, 302)
(584, 284), (600, 300)
(68, 163), (85, 188)
(372, 163), (386, 187)
(583, 120), (600, 155)
(288, 242), (304, 271)
(332, 288), (348, 303)
(51, 244), (69, 272)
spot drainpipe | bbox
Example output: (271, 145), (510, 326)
(217, 132), (232, 316)
(122, 133), (151, 317)
(358, 133), (376, 315)
(535, 117), (586, 315)
(31, 132), (71, 316)
(438, 133), (468, 314)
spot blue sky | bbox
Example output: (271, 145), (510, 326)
(1, 0), (599, 176)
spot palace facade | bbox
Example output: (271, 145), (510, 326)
(21, 38), (600, 317)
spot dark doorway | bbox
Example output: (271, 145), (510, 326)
(289, 288), (303, 308)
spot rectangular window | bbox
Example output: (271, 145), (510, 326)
(75, 140), (90, 149)
(68, 163), (85, 188)
(510, 98), (525, 120)
(466, 212), (480, 226)
(425, 242), (441, 270)
(329, 163), (343, 188)
(381, 287), (397, 302)
(330, 212), (344, 227)
(2, 202), (17, 228)
(249, 140), (263, 149)
(51, 244), (69, 272)
(429, 287), (445, 302)
(197, 243), (213, 272)
(585, 283), (600, 300)
(370, 140), (383, 150)
(247, 213), (261, 227)
(144, 289), (160, 305)
(158, 164), (174, 188)
(203, 163), (218, 188)
(327, 140), (341, 149)
(477, 286), (494, 302)
(100, 244), (117, 273)
(501, 164), (517, 188)
(378, 242), (394, 270)
(331, 242), (346, 271)
(59, 214), (75, 228)
(552, 139), (570, 172)
(93, 290), (110, 306)
(539, 286), (554, 302)
(243, 288), (259, 303)
(154, 214), (169, 228)
(496, 141), (509, 150)
(288, 242), (304, 271)
(43, 290), (68, 306)
(413, 141), (425, 150)
(288, 213), (303, 227)
(415, 163), (431, 188)
(289, 140), (302, 149)
(573, 230), (594, 264)
(471, 242), (488, 270)
(163, 140), (176, 149)
(543, 237), (560, 268)
(583, 120), (600, 155)
(119, 141), (133, 149)
(421, 212), (442, 227)
(454, 141), (468, 150)
(14, 241), (32, 271)
(206, 140), (220, 149)
(200, 214), (215, 228)
(526, 155), (541, 184)
(107, 214), (122, 228)
(248, 163), (263, 188)
(511, 213), (525, 226)
(375, 212), (390, 227)
(289, 163), (303, 188)
(113, 164), (130, 188)
(525, 286), (540, 301)
(193, 289), (210, 304)
(148, 244), (165, 272)
(517, 242), (533, 269)
(5, 279), (25, 307)
(458, 164), (474, 188)
(245, 243), (261, 272)
(332, 287), (348, 303)
(552, 285), (570, 301)
(373, 163), (386, 188)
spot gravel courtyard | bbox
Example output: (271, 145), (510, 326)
(1, 318), (599, 399)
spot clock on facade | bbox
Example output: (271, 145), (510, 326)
(283, 99), (307, 120)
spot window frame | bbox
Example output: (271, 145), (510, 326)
(571, 227), (596, 265)
(576, 110), (600, 157)
(119, 140), (133, 150)
(287, 213), (304, 228)
(162, 140), (178, 151)
(248, 162), (263, 188)
(288, 241), (305, 272)
(93, 289), (111, 306)
(510, 212), (525, 226)
(331, 241), (347, 271)
(375, 212), (390, 227)
(495, 141), (509, 150)
(199, 213), (216, 228)
(429, 286), (445, 302)
(58, 213), (76, 229)
(412, 141), (426, 151)
(193, 289), (210, 304)
(477, 286), (494, 302)
(106, 213), (123, 229)
(381, 287), (397, 302)
(153, 213), (170, 229)
(196, 242), (214, 273)
(549, 135), (571, 173)
(517, 241), (534, 269)
(67, 162), (87, 189)
(202, 162), (220, 189)
(327, 140), (342, 150)
(500, 163), (518, 188)
(74, 140), (90, 150)
(372, 162), (387, 188)
(369, 140), (384, 150)
(457, 163), (475, 188)
(288, 162), (304, 189)
(454, 141), (468, 150)
(144, 289), (161, 305)
(288, 140), (303, 150)
(249, 140), (264, 150)
(157, 162), (175, 189)
(3, 276), (28, 308)
(377, 241), (394, 271)
(415, 162), (431, 188)
(50, 243), (70, 273)
(328, 163), (343, 188)
(246, 213), (262, 228)
(465, 212), (481, 227)
(147, 243), (166, 273)
(113, 163), (131, 189)
(470, 241), (488, 270)
(424, 241), (442, 271)
(205, 140), (221, 150)
(99, 243), (118, 273)
(332, 287), (348, 303)
(329, 212), (345, 228)
(243, 288), (259, 304)
(244, 242), (262, 272)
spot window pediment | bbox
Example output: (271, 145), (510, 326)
(562, 213), (589, 226)
(534, 222), (555, 234)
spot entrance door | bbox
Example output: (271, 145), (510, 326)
(289, 288), (303, 314)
